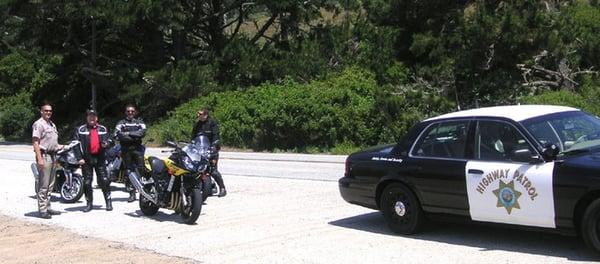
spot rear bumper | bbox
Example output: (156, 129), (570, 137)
(339, 176), (378, 210)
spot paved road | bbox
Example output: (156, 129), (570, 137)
(0, 144), (344, 182)
(0, 144), (597, 263)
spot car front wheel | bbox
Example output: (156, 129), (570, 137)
(581, 198), (600, 254)
(380, 183), (424, 235)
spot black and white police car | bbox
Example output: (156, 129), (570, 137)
(339, 105), (600, 253)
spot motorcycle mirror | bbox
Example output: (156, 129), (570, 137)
(166, 141), (177, 148)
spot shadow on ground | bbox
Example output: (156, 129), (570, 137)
(329, 212), (599, 262)
(65, 205), (104, 212)
(124, 210), (199, 225)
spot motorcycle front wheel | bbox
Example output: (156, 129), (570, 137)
(181, 188), (202, 224)
(60, 174), (84, 203)
(202, 179), (212, 202)
(139, 185), (159, 216)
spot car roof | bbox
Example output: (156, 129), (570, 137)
(425, 105), (579, 122)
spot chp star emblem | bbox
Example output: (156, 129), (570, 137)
(492, 180), (522, 214)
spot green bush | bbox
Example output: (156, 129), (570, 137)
(520, 77), (600, 115)
(148, 67), (454, 153)
(0, 92), (36, 140)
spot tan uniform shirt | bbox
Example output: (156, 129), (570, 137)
(32, 117), (60, 152)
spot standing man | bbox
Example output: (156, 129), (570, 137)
(115, 104), (146, 202)
(191, 107), (226, 197)
(74, 109), (112, 212)
(32, 101), (63, 219)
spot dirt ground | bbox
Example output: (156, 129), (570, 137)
(0, 215), (195, 264)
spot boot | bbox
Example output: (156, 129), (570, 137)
(83, 200), (93, 212)
(105, 198), (113, 211)
(83, 185), (93, 212)
(105, 191), (113, 211)
(127, 191), (136, 203)
(218, 188), (227, 197)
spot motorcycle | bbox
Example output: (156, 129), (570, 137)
(106, 141), (147, 186)
(128, 135), (215, 224)
(31, 140), (84, 203)
(105, 141), (123, 183)
(199, 139), (221, 202)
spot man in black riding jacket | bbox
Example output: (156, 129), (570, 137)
(115, 104), (146, 202)
(74, 109), (112, 212)
(191, 107), (226, 197)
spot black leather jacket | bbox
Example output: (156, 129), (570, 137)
(73, 124), (110, 160)
(191, 117), (220, 146)
(115, 118), (146, 148)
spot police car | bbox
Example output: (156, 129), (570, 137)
(339, 105), (600, 253)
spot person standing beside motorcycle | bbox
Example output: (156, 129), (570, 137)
(115, 104), (146, 202)
(74, 109), (112, 212)
(191, 108), (226, 197)
(32, 101), (63, 219)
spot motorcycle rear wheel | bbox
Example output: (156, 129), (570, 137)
(60, 174), (84, 203)
(181, 188), (202, 224)
(139, 185), (159, 216)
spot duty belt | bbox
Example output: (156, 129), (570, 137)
(41, 150), (57, 155)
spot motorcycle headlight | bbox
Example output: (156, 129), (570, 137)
(66, 152), (78, 165)
(182, 155), (196, 171)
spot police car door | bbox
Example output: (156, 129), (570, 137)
(465, 120), (555, 228)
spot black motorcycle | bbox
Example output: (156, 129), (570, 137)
(32, 140), (84, 203)
(105, 141), (123, 183)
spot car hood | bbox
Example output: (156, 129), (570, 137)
(560, 150), (600, 170)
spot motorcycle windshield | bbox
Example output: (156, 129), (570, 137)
(183, 135), (210, 162)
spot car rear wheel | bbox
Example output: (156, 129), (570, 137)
(380, 183), (424, 235)
(581, 198), (600, 254)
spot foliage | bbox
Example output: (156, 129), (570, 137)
(0, 91), (36, 140)
(0, 0), (599, 153)
(148, 67), (453, 153)
(521, 77), (600, 115)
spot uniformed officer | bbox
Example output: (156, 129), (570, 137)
(191, 107), (226, 197)
(74, 109), (112, 212)
(32, 101), (63, 219)
(115, 104), (146, 202)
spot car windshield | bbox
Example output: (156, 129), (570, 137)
(522, 111), (600, 154)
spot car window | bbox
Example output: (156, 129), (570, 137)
(412, 121), (469, 159)
(474, 121), (535, 162)
(523, 111), (600, 153)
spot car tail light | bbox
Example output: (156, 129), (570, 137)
(344, 157), (351, 176)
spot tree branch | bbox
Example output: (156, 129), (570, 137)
(251, 13), (278, 44)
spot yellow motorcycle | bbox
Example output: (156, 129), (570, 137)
(127, 137), (214, 224)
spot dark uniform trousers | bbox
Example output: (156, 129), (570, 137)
(82, 154), (111, 203)
(122, 145), (144, 191)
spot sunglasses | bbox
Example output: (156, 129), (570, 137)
(42, 110), (53, 113)
(126, 110), (136, 113)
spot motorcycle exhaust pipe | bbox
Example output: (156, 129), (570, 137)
(127, 171), (157, 204)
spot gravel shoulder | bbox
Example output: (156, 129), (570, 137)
(1, 148), (599, 263)
(0, 214), (194, 264)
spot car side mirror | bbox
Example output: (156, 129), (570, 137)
(512, 148), (542, 164)
(166, 141), (177, 148)
(541, 143), (559, 161)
